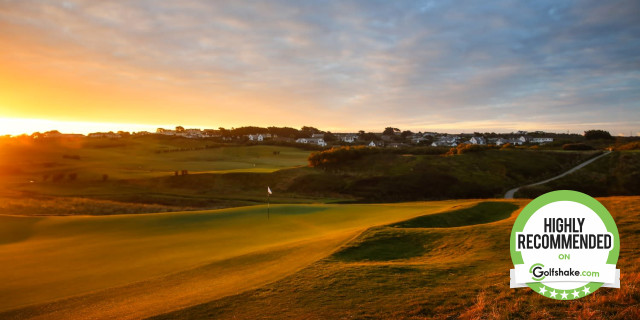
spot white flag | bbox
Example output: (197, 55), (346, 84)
(267, 186), (272, 195)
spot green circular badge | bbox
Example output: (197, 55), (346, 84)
(510, 190), (619, 300)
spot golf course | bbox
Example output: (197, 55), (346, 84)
(1, 200), (491, 319)
(1, 136), (638, 319)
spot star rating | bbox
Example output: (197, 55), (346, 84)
(549, 289), (558, 298)
(572, 290), (581, 298)
(538, 285), (547, 295)
(561, 291), (569, 300)
(582, 286), (591, 295)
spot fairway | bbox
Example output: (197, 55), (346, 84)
(0, 138), (310, 183)
(0, 200), (482, 319)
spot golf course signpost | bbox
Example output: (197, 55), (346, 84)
(510, 190), (620, 300)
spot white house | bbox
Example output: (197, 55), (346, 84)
(469, 137), (486, 145)
(340, 135), (358, 143)
(530, 137), (554, 144)
(296, 137), (326, 147)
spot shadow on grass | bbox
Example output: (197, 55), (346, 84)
(391, 201), (518, 228)
(332, 201), (519, 262)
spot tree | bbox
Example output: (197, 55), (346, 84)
(383, 127), (399, 135)
(176, 126), (185, 132)
(359, 132), (378, 141)
(358, 130), (365, 135)
(401, 130), (413, 139)
(301, 126), (321, 134)
(323, 131), (337, 142)
(584, 130), (613, 140)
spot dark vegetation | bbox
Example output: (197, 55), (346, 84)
(301, 147), (598, 201)
(516, 151), (640, 198)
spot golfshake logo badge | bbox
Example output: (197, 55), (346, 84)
(510, 190), (620, 300)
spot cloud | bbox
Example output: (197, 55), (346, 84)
(0, 0), (638, 133)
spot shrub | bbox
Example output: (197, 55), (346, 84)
(584, 129), (613, 140)
(614, 142), (640, 150)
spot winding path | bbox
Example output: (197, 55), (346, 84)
(504, 151), (612, 199)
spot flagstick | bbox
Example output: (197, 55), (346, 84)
(267, 193), (270, 220)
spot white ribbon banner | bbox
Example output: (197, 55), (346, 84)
(510, 265), (619, 288)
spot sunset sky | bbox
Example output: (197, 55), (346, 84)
(0, 0), (638, 136)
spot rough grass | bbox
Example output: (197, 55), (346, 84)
(516, 151), (640, 198)
(149, 197), (639, 320)
(0, 200), (472, 319)
(391, 201), (519, 228)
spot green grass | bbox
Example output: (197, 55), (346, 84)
(333, 202), (519, 262)
(0, 200), (473, 319)
(149, 197), (640, 320)
(391, 201), (519, 228)
(0, 136), (316, 212)
(0, 136), (310, 182)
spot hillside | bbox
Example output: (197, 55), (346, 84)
(2, 137), (608, 215)
(290, 149), (600, 201)
(516, 151), (640, 198)
(150, 196), (640, 320)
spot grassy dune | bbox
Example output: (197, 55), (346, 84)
(151, 197), (639, 319)
(0, 200), (477, 319)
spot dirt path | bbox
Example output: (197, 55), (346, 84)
(504, 151), (611, 199)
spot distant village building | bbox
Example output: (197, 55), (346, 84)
(469, 137), (486, 145)
(156, 128), (176, 135)
(88, 132), (121, 138)
(340, 134), (358, 143)
(296, 137), (326, 147)
(181, 129), (203, 138)
(431, 135), (459, 147)
(530, 137), (554, 144)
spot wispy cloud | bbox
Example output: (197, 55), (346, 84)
(0, 0), (638, 133)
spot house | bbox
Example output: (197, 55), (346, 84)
(88, 132), (121, 138)
(431, 141), (457, 147)
(368, 141), (383, 147)
(469, 137), (486, 145)
(517, 136), (528, 143)
(311, 133), (325, 139)
(431, 135), (459, 147)
(340, 135), (358, 143)
(530, 137), (554, 144)
(248, 134), (264, 141)
(156, 128), (176, 135)
(182, 129), (203, 138)
(296, 137), (326, 147)
(496, 138), (523, 146)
